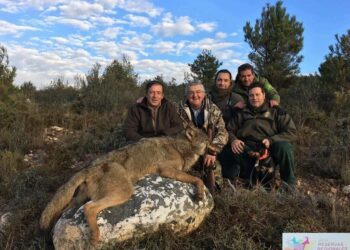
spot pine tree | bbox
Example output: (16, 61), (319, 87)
(244, 1), (303, 88)
(188, 49), (222, 90)
(0, 45), (16, 97)
(319, 30), (350, 93)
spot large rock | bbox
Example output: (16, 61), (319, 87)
(53, 174), (214, 249)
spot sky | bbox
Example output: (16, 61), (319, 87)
(0, 0), (349, 89)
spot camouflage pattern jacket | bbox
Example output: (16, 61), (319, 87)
(178, 97), (228, 154)
(233, 76), (280, 104)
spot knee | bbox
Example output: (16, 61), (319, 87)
(271, 141), (293, 153)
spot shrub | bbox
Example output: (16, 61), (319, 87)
(0, 151), (26, 198)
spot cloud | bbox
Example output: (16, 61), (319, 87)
(152, 13), (195, 37)
(0, 20), (39, 36)
(0, 0), (69, 13)
(216, 32), (227, 39)
(1, 0), (247, 89)
(134, 59), (190, 83)
(125, 14), (151, 27)
(97, 0), (162, 17)
(102, 27), (123, 39)
(187, 38), (242, 52)
(89, 16), (119, 26)
(86, 40), (122, 58)
(45, 16), (93, 30)
(196, 22), (216, 32)
(215, 49), (243, 61)
(51, 36), (69, 44)
(120, 33), (152, 56)
(58, 2), (104, 19)
(153, 41), (177, 53)
(50, 35), (86, 47)
(7, 44), (104, 88)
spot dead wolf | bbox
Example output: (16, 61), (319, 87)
(40, 125), (213, 245)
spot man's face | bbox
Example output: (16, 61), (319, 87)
(249, 87), (265, 108)
(187, 85), (205, 109)
(146, 84), (164, 108)
(216, 72), (231, 90)
(239, 69), (255, 86)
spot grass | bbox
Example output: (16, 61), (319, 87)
(0, 107), (349, 249)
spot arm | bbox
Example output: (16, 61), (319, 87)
(226, 110), (245, 154)
(258, 76), (280, 104)
(123, 106), (143, 142)
(210, 104), (229, 154)
(269, 107), (297, 143)
(162, 102), (184, 136)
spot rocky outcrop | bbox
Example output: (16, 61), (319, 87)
(53, 174), (214, 249)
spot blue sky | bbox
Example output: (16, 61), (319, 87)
(0, 0), (349, 88)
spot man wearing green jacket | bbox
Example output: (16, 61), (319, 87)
(234, 63), (280, 108)
(227, 82), (297, 187)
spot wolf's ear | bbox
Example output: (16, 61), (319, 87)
(185, 127), (195, 140)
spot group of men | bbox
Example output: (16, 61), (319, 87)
(123, 63), (297, 193)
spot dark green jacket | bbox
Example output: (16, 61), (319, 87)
(209, 85), (244, 124)
(233, 76), (280, 104)
(227, 102), (296, 147)
(123, 97), (183, 142)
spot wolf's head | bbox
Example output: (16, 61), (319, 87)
(184, 125), (212, 155)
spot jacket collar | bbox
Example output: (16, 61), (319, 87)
(139, 96), (168, 109)
(247, 101), (269, 113)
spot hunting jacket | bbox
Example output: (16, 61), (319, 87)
(233, 76), (280, 104)
(208, 85), (244, 124)
(179, 97), (228, 154)
(227, 102), (296, 148)
(123, 97), (183, 142)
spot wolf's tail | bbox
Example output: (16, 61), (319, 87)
(39, 168), (89, 230)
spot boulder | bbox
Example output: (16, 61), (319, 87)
(53, 174), (214, 249)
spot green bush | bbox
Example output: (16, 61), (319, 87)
(0, 151), (26, 198)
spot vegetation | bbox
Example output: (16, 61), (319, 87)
(244, 1), (304, 88)
(0, 26), (350, 250)
(188, 49), (223, 90)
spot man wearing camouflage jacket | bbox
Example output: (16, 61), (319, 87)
(179, 81), (228, 185)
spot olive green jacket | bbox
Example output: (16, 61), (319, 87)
(227, 102), (296, 147)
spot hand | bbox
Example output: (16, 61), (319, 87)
(203, 154), (216, 167)
(231, 139), (245, 154)
(262, 138), (270, 149)
(270, 100), (279, 107)
(234, 101), (245, 109)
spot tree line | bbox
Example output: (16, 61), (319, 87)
(0, 0), (349, 164)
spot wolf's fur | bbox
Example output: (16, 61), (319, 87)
(40, 126), (211, 245)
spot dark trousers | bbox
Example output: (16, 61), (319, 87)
(230, 141), (296, 185)
(218, 144), (240, 179)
